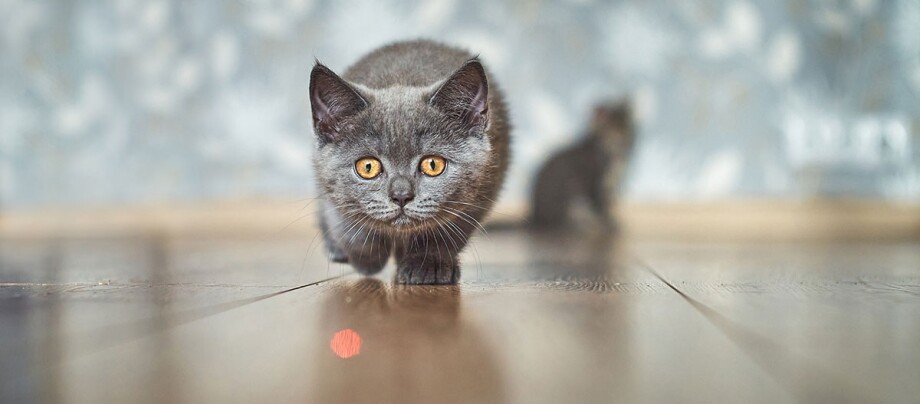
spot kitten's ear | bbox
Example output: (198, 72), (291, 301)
(309, 63), (367, 142)
(429, 59), (489, 130)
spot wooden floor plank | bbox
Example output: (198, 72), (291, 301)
(1, 230), (918, 403)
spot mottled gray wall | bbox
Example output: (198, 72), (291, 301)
(1, 0), (918, 209)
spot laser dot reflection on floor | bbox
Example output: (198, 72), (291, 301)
(330, 329), (362, 359)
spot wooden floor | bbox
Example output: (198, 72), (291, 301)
(1, 228), (919, 403)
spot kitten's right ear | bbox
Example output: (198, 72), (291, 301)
(429, 59), (489, 131)
(309, 63), (367, 142)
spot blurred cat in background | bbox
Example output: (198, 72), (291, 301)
(530, 100), (635, 232)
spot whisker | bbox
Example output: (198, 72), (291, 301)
(440, 215), (482, 279)
(344, 216), (371, 251)
(441, 206), (491, 240)
(443, 199), (520, 219)
(434, 217), (460, 259)
(271, 211), (313, 239)
(304, 207), (363, 258)
(299, 207), (365, 281)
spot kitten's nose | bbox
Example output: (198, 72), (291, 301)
(389, 176), (415, 207)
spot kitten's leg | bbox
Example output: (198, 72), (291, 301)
(530, 170), (569, 229)
(319, 206), (348, 263)
(343, 226), (392, 276)
(321, 204), (391, 273)
(589, 168), (618, 232)
(394, 222), (472, 285)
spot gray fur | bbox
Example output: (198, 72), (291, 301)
(310, 40), (510, 284)
(530, 100), (635, 231)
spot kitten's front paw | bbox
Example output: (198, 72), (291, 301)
(349, 252), (389, 276)
(396, 261), (460, 285)
(327, 245), (349, 263)
(323, 232), (349, 263)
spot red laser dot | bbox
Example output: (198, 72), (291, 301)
(330, 329), (362, 359)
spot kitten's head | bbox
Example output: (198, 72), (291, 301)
(309, 59), (493, 231)
(591, 100), (634, 151)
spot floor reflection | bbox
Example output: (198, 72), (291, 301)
(307, 279), (505, 403)
(645, 265), (880, 404)
(0, 239), (64, 403)
(519, 231), (640, 403)
(1, 232), (918, 403)
(524, 230), (629, 286)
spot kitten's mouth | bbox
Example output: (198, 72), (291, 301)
(391, 214), (414, 227)
(386, 208), (432, 229)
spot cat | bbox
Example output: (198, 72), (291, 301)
(529, 100), (635, 231)
(309, 40), (510, 285)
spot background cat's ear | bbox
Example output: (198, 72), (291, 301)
(429, 59), (489, 130)
(310, 63), (367, 142)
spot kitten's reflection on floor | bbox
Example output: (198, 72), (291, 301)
(524, 230), (627, 286)
(307, 279), (504, 403)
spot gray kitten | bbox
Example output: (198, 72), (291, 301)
(309, 40), (510, 284)
(530, 101), (634, 231)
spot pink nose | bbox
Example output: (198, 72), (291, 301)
(390, 191), (414, 207)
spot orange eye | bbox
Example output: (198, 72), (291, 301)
(355, 157), (382, 179)
(419, 156), (446, 177)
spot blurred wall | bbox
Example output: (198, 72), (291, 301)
(1, 0), (918, 209)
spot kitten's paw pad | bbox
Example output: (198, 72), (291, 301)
(396, 263), (460, 285)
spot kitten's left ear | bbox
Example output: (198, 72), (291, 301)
(429, 59), (489, 130)
(310, 63), (368, 142)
